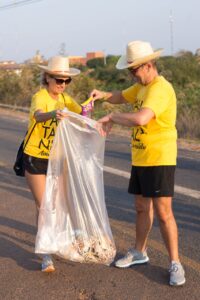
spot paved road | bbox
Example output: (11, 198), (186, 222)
(0, 111), (200, 300)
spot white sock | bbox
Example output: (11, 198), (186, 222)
(171, 260), (180, 265)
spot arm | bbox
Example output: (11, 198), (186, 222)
(90, 89), (127, 104)
(110, 108), (155, 126)
(98, 108), (155, 135)
(34, 109), (68, 123)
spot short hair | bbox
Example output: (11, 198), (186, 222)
(149, 60), (157, 68)
(41, 72), (48, 86)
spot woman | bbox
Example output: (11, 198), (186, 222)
(23, 56), (92, 272)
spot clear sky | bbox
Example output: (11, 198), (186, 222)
(0, 0), (199, 63)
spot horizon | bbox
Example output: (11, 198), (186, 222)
(0, 0), (199, 63)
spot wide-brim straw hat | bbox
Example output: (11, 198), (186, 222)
(38, 56), (80, 77)
(116, 41), (163, 70)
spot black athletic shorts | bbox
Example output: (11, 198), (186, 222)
(23, 153), (48, 175)
(128, 166), (176, 197)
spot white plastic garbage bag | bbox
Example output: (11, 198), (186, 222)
(35, 112), (116, 265)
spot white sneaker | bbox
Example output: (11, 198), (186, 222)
(169, 262), (186, 286)
(41, 255), (55, 273)
(115, 249), (149, 268)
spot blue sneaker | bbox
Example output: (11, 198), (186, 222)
(41, 255), (55, 273)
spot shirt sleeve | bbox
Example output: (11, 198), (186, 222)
(63, 93), (82, 114)
(31, 92), (47, 113)
(28, 91), (47, 122)
(122, 84), (140, 104)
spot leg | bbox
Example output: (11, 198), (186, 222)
(25, 170), (46, 224)
(115, 195), (153, 268)
(25, 170), (55, 272)
(135, 195), (154, 252)
(153, 197), (179, 261)
(153, 197), (186, 286)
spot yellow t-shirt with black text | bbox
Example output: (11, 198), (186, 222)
(24, 88), (82, 159)
(122, 76), (177, 166)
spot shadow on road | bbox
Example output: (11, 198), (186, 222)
(132, 263), (168, 286)
(0, 216), (36, 236)
(0, 209), (39, 270)
(0, 234), (40, 271)
(0, 165), (33, 201)
(0, 216), (39, 271)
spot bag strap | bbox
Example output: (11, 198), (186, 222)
(61, 93), (65, 104)
(23, 121), (37, 150)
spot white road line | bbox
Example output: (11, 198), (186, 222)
(104, 165), (200, 200)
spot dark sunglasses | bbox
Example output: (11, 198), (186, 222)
(51, 76), (72, 85)
(128, 63), (146, 75)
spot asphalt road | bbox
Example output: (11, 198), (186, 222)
(0, 111), (200, 300)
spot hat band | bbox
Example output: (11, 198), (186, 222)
(50, 70), (69, 73)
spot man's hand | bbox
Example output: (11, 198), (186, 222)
(98, 113), (114, 135)
(90, 89), (105, 101)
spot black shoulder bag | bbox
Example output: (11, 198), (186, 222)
(13, 122), (36, 177)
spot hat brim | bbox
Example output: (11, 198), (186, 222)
(38, 65), (80, 77)
(116, 49), (163, 70)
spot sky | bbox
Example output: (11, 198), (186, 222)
(0, 0), (199, 63)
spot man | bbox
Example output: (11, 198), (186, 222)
(90, 40), (185, 286)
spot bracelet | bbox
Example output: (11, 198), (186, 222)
(51, 110), (56, 118)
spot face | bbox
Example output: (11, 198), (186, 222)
(46, 74), (72, 95)
(128, 63), (150, 85)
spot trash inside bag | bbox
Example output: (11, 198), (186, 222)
(35, 112), (116, 265)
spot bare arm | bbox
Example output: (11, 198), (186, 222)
(34, 109), (68, 123)
(90, 89), (127, 104)
(98, 108), (155, 135)
(110, 108), (155, 127)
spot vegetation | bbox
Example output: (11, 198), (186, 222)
(0, 52), (200, 139)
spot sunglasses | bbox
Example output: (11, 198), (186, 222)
(51, 76), (72, 85)
(128, 63), (146, 75)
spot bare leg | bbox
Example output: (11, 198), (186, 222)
(25, 171), (55, 272)
(153, 197), (179, 262)
(25, 170), (46, 226)
(135, 195), (154, 252)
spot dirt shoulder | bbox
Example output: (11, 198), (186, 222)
(1, 107), (199, 152)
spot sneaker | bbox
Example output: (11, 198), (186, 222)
(115, 249), (149, 268)
(41, 255), (55, 273)
(169, 261), (186, 286)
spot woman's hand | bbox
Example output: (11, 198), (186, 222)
(34, 109), (68, 123)
(54, 110), (69, 120)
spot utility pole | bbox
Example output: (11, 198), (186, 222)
(103, 49), (106, 66)
(169, 10), (174, 56)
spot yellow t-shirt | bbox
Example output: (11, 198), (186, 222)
(24, 88), (82, 159)
(122, 76), (177, 166)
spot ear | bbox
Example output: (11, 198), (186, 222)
(146, 62), (152, 71)
(46, 74), (50, 83)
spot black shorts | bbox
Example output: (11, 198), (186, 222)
(23, 153), (48, 175)
(128, 166), (176, 197)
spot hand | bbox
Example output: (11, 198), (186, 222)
(95, 123), (107, 137)
(54, 110), (69, 120)
(98, 113), (114, 135)
(90, 89), (105, 101)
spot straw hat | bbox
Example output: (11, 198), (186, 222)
(38, 56), (80, 77)
(116, 41), (163, 70)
